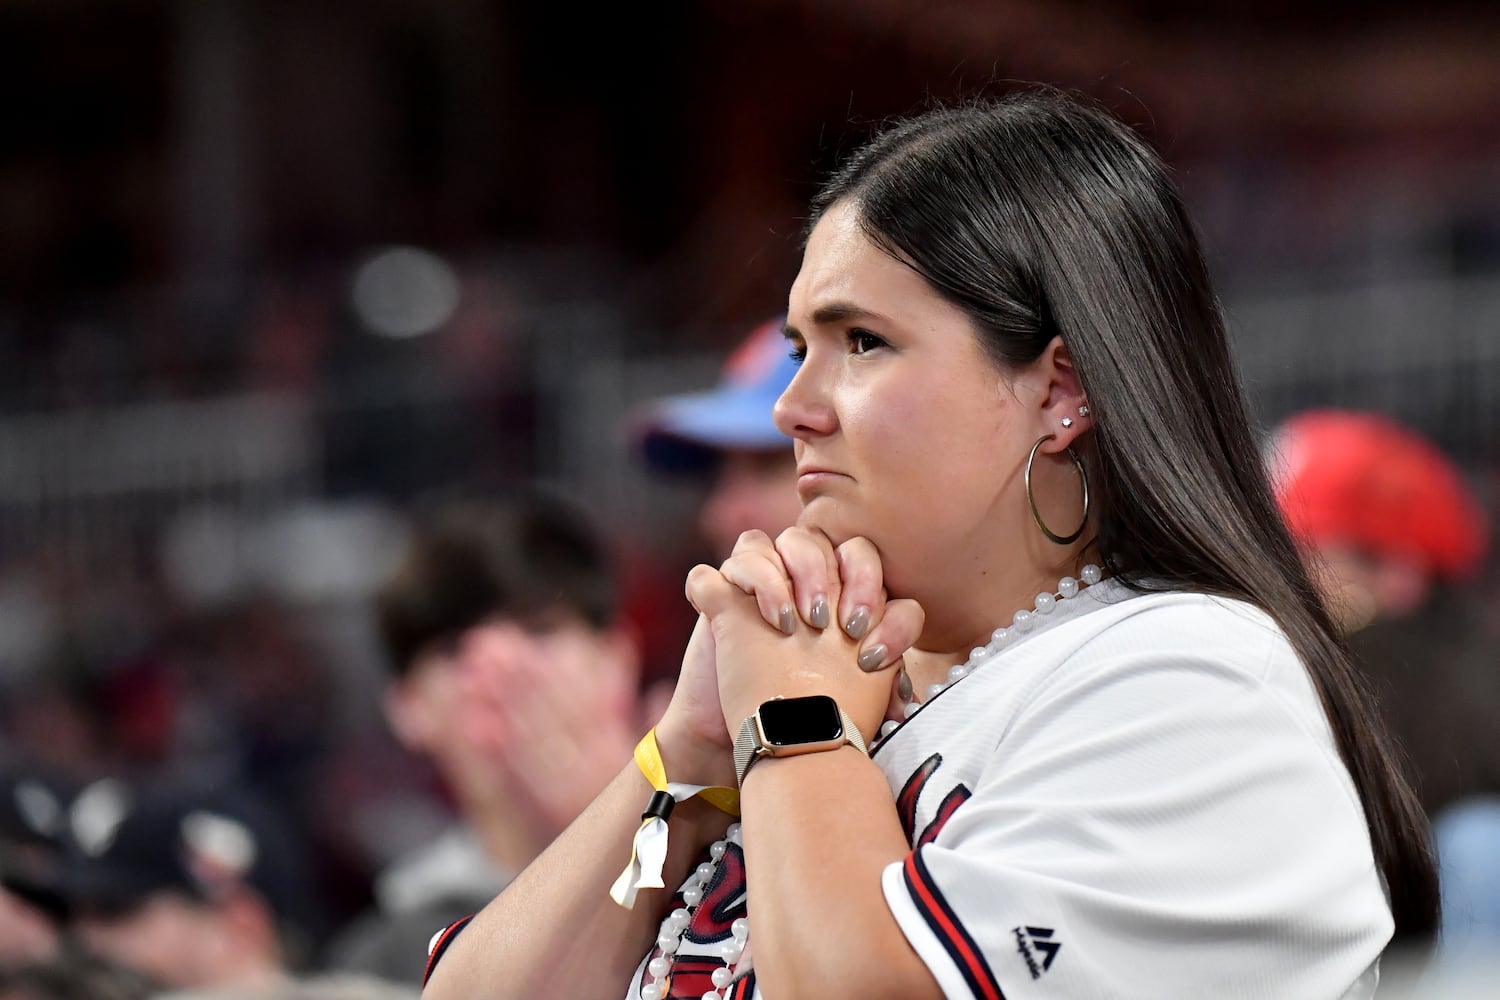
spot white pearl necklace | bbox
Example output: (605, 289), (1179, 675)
(882, 563), (1104, 736)
(641, 822), (749, 1000)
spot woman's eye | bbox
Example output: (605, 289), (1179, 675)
(849, 330), (885, 354)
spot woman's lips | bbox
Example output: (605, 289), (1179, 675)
(796, 468), (846, 494)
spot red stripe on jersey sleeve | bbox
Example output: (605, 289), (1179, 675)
(422, 914), (475, 988)
(903, 850), (1006, 1000)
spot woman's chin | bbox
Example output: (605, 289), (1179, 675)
(796, 511), (903, 578)
(795, 506), (855, 548)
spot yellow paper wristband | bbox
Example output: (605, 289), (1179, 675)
(609, 727), (739, 909)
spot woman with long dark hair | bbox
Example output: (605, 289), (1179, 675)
(423, 87), (1435, 1000)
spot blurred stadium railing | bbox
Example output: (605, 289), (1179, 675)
(0, 393), (316, 579)
(0, 269), (1494, 587)
(1228, 274), (1500, 465)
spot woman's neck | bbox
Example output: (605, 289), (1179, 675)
(901, 588), (1041, 693)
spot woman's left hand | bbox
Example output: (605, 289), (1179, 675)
(686, 527), (924, 744)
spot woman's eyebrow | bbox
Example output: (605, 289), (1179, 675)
(787, 302), (894, 334)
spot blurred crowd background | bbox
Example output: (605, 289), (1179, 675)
(1, 0), (1498, 990)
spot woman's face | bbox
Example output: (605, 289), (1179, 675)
(776, 201), (1040, 600)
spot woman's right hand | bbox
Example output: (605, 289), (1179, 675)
(653, 612), (739, 788)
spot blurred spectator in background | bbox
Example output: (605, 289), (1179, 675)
(0, 950), (160, 1000)
(0, 762), (78, 971)
(322, 487), (644, 986)
(37, 776), (372, 995)
(1268, 408), (1499, 980)
(0, 501), (416, 952)
(632, 316), (801, 561)
(1267, 408), (1494, 813)
(629, 316), (801, 720)
(1268, 408), (1488, 634)
(0, 889), (59, 976)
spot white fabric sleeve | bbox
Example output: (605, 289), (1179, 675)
(879, 639), (1392, 1000)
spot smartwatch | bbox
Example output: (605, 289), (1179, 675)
(733, 694), (867, 787)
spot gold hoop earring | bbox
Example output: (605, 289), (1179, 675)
(1025, 435), (1089, 546)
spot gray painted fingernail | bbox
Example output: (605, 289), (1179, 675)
(844, 606), (871, 640)
(897, 668), (913, 702)
(778, 604), (796, 635)
(810, 595), (830, 630)
(858, 644), (888, 672)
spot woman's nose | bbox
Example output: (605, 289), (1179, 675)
(772, 364), (835, 438)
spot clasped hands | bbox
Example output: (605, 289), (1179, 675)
(656, 527), (925, 786)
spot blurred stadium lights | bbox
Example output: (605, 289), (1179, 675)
(350, 246), (461, 340)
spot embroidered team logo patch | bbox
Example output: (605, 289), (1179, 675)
(1012, 925), (1061, 979)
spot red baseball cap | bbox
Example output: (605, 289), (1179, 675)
(1268, 409), (1488, 581)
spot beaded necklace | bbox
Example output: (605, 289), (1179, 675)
(641, 823), (747, 1000)
(880, 564), (1104, 739)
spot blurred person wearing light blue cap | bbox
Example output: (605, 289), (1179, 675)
(633, 316), (802, 560)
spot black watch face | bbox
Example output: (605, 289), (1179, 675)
(760, 695), (843, 747)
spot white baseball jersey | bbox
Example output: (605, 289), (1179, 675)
(622, 581), (1393, 999)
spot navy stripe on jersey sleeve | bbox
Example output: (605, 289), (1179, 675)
(903, 849), (1007, 1000)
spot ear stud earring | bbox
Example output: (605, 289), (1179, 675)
(1078, 404), (1090, 419)
(1061, 417), (1074, 428)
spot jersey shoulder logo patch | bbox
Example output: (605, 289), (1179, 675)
(896, 753), (972, 847)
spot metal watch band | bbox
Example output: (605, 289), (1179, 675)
(732, 716), (762, 786)
(733, 703), (868, 787)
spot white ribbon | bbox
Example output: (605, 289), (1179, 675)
(610, 780), (716, 909)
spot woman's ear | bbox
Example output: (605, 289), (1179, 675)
(1035, 336), (1091, 452)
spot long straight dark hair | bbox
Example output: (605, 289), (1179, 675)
(807, 88), (1438, 945)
